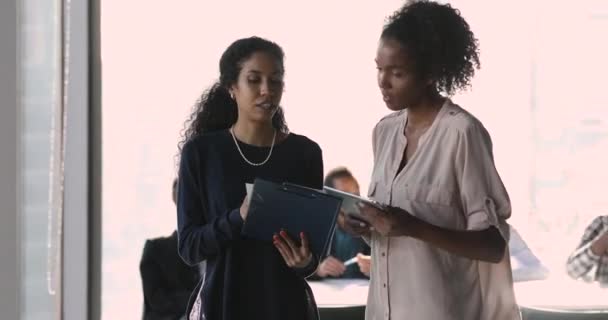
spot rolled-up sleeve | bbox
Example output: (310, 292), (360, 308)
(454, 123), (511, 241)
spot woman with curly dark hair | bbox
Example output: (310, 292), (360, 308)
(177, 36), (322, 320)
(339, 1), (521, 319)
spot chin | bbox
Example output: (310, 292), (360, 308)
(250, 112), (276, 124)
(385, 101), (405, 111)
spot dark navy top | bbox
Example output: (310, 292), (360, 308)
(177, 129), (323, 320)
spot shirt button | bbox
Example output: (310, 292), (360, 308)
(382, 252), (386, 257)
(383, 283), (387, 288)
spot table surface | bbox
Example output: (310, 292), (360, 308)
(308, 279), (369, 308)
(308, 277), (608, 311)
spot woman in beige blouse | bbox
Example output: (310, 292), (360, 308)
(339, 1), (521, 319)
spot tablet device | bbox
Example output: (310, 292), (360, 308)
(322, 186), (386, 219)
(242, 179), (342, 259)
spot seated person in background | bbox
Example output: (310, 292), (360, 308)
(313, 167), (371, 279)
(566, 215), (608, 286)
(509, 225), (548, 282)
(140, 178), (200, 320)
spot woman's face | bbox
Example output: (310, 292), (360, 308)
(375, 37), (429, 111)
(230, 51), (284, 125)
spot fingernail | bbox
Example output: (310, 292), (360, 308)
(273, 235), (279, 241)
(360, 222), (366, 227)
(300, 232), (304, 238)
(280, 230), (287, 237)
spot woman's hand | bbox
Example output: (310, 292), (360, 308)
(273, 230), (313, 269)
(337, 210), (373, 238)
(358, 203), (419, 237)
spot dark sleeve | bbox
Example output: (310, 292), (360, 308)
(305, 142), (324, 189)
(297, 142), (324, 278)
(177, 141), (244, 266)
(140, 240), (188, 314)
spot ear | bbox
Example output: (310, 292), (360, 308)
(228, 86), (236, 100)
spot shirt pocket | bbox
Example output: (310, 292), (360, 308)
(403, 183), (457, 207)
(400, 183), (465, 229)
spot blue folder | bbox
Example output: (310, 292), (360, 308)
(242, 178), (342, 259)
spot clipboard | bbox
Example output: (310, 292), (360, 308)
(242, 178), (342, 259)
(322, 186), (386, 220)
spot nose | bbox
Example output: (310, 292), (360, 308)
(378, 70), (391, 90)
(260, 79), (272, 97)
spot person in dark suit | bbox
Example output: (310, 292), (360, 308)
(140, 178), (200, 320)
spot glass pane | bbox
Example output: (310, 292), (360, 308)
(528, 0), (608, 269)
(100, 2), (400, 318)
(101, 0), (608, 317)
(19, 0), (63, 318)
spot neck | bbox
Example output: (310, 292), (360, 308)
(232, 119), (276, 146)
(406, 92), (445, 128)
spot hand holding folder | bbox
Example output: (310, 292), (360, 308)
(242, 179), (342, 260)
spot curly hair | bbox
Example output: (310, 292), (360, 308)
(178, 36), (289, 154)
(381, 0), (480, 95)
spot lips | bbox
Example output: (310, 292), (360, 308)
(382, 94), (392, 102)
(255, 102), (275, 110)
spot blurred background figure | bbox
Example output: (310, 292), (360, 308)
(313, 167), (371, 279)
(139, 178), (200, 320)
(566, 215), (608, 286)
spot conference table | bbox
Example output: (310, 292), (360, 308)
(309, 279), (368, 320)
(308, 277), (608, 320)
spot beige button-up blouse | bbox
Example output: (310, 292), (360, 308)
(365, 99), (521, 320)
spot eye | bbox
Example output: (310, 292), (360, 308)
(247, 77), (261, 83)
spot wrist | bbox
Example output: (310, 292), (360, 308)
(293, 253), (314, 271)
(301, 253), (313, 267)
(405, 215), (425, 238)
(591, 239), (607, 256)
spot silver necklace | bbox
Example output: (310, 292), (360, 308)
(230, 127), (276, 166)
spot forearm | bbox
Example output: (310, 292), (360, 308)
(178, 208), (244, 265)
(409, 219), (505, 263)
(567, 241), (602, 279)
